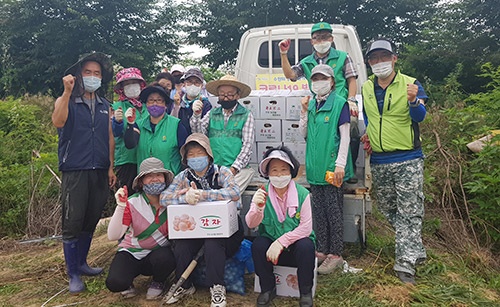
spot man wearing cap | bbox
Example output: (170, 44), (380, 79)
(112, 67), (148, 192)
(160, 133), (243, 307)
(169, 67), (212, 134)
(106, 157), (176, 300)
(280, 21), (360, 183)
(361, 38), (428, 285)
(123, 85), (188, 175)
(170, 64), (186, 102)
(190, 75), (255, 192)
(299, 64), (353, 274)
(52, 52), (117, 293)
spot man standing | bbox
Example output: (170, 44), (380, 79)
(52, 52), (116, 293)
(280, 21), (360, 182)
(361, 38), (427, 285)
(190, 75), (255, 192)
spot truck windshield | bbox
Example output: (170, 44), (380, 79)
(258, 39), (313, 68)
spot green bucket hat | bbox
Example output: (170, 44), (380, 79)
(311, 22), (332, 35)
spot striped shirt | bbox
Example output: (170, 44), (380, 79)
(291, 53), (358, 81)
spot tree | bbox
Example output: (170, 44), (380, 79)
(184, 0), (437, 69)
(0, 0), (180, 98)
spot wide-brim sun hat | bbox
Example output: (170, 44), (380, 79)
(139, 85), (172, 105)
(132, 157), (174, 190)
(113, 67), (147, 93)
(180, 133), (214, 165)
(206, 75), (251, 99)
(64, 51), (113, 83)
(259, 149), (296, 178)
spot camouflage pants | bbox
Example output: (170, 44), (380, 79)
(371, 158), (426, 275)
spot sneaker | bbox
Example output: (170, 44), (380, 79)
(120, 285), (137, 299)
(299, 292), (313, 307)
(315, 252), (327, 265)
(317, 255), (343, 274)
(146, 281), (165, 300)
(164, 284), (196, 304)
(210, 284), (226, 307)
(396, 271), (416, 285)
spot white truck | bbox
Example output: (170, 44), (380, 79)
(229, 24), (371, 246)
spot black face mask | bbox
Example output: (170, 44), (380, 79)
(219, 100), (238, 110)
(173, 75), (182, 84)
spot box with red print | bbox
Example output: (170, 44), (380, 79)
(167, 200), (238, 239)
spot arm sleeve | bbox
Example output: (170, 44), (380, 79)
(299, 110), (308, 139)
(112, 117), (124, 137)
(335, 123), (350, 168)
(199, 166), (241, 202)
(124, 123), (140, 149)
(245, 202), (265, 229)
(107, 205), (130, 240)
(160, 172), (189, 206)
(409, 80), (428, 123)
(177, 122), (188, 148)
(232, 112), (255, 170)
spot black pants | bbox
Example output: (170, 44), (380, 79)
(252, 236), (315, 295)
(106, 246), (176, 292)
(173, 218), (244, 288)
(61, 170), (109, 240)
(115, 163), (137, 193)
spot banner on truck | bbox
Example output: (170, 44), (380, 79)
(255, 74), (309, 91)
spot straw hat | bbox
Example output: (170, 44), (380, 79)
(206, 75), (251, 99)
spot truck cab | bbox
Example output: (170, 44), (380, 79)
(230, 24), (371, 246)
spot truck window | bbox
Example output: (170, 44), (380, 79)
(258, 39), (313, 68)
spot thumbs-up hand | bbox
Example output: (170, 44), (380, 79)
(185, 181), (201, 205)
(125, 108), (136, 125)
(192, 100), (203, 115)
(115, 185), (128, 208)
(301, 95), (310, 113)
(252, 186), (267, 212)
(114, 107), (123, 123)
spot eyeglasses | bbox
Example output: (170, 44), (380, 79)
(218, 92), (238, 100)
(367, 52), (393, 63)
(146, 98), (165, 105)
(312, 34), (332, 41)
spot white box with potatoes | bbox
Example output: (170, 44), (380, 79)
(167, 200), (238, 239)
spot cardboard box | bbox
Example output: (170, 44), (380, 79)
(282, 120), (304, 143)
(254, 260), (318, 298)
(167, 200), (238, 239)
(283, 142), (306, 164)
(255, 119), (282, 142)
(256, 142), (283, 161)
(260, 97), (286, 119)
(285, 97), (302, 120)
(240, 96), (260, 116)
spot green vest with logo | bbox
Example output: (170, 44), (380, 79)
(259, 182), (316, 243)
(208, 104), (249, 167)
(362, 72), (417, 153)
(305, 92), (354, 185)
(301, 48), (348, 99)
(136, 114), (182, 175)
(112, 101), (149, 166)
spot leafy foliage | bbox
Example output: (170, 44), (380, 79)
(0, 0), (180, 98)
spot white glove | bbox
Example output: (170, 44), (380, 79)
(252, 188), (267, 211)
(114, 186), (128, 208)
(125, 107), (136, 125)
(114, 107), (123, 123)
(266, 240), (284, 265)
(192, 100), (203, 114)
(185, 187), (201, 205)
(348, 98), (359, 117)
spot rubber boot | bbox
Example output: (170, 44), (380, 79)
(77, 232), (103, 276)
(63, 240), (85, 293)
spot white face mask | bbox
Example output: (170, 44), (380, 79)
(82, 76), (101, 93)
(311, 80), (332, 96)
(123, 83), (141, 99)
(371, 61), (394, 79)
(185, 84), (202, 97)
(269, 175), (292, 189)
(313, 41), (331, 54)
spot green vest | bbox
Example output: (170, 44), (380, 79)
(259, 182), (316, 243)
(305, 92), (354, 184)
(362, 72), (417, 153)
(301, 48), (348, 99)
(208, 104), (249, 167)
(136, 114), (182, 175)
(112, 101), (149, 166)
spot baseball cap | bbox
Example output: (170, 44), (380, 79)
(311, 22), (332, 35)
(170, 64), (185, 74)
(365, 39), (396, 57)
(181, 68), (204, 83)
(311, 64), (334, 78)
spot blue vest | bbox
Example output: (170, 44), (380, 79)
(57, 96), (110, 171)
